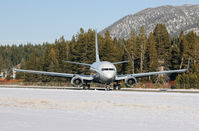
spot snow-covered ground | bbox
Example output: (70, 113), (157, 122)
(0, 88), (199, 131)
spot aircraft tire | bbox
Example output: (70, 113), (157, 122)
(87, 84), (90, 89)
(113, 84), (117, 90)
(83, 84), (90, 90)
(118, 84), (121, 90)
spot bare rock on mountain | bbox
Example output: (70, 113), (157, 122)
(100, 4), (199, 39)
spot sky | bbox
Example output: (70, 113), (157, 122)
(0, 0), (199, 45)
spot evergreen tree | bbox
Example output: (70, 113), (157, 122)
(186, 31), (199, 73)
(125, 29), (137, 74)
(146, 32), (158, 72)
(113, 37), (123, 74)
(101, 30), (115, 62)
(153, 24), (171, 66)
(137, 26), (147, 73)
(118, 39), (127, 74)
(48, 48), (59, 72)
(0, 55), (4, 72)
(178, 32), (189, 69)
(24, 53), (37, 82)
(170, 43), (181, 69)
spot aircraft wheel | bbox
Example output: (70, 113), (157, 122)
(113, 84), (121, 90)
(83, 84), (90, 90)
(118, 84), (121, 90)
(113, 84), (117, 90)
(106, 85), (110, 91)
(87, 84), (90, 90)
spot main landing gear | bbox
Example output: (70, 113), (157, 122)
(113, 83), (121, 90)
(83, 83), (90, 90)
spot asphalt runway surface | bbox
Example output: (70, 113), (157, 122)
(1, 85), (199, 93)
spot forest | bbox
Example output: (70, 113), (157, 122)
(0, 24), (199, 88)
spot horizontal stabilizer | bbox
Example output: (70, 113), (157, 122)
(63, 60), (91, 66)
(112, 61), (129, 65)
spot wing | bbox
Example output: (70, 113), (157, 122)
(116, 68), (187, 81)
(14, 69), (93, 81)
(116, 58), (190, 81)
(134, 68), (188, 77)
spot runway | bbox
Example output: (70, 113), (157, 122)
(0, 87), (199, 131)
(1, 84), (199, 93)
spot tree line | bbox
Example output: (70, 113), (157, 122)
(0, 24), (199, 88)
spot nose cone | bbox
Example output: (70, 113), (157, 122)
(104, 72), (115, 80)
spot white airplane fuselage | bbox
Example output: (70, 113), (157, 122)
(90, 61), (117, 84)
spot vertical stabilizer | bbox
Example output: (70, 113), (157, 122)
(95, 30), (100, 62)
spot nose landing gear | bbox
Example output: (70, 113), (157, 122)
(105, 85), (111, 91)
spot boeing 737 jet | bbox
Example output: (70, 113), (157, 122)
(14, 31), (189, 90)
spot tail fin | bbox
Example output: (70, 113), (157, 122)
(95, 30), (100, 62)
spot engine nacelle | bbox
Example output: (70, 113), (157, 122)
(71, 76), (83, 87)
(125, 76), (137, 87)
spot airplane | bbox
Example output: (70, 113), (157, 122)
(14, 31), (190, 90)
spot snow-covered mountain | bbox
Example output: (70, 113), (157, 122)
(100, 4), (199, 39)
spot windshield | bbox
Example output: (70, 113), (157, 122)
(101, 68), (115, 71)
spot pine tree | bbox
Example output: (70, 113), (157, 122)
(69, 35), (81, 74)
(48, 48), (59, 72)
(146, 32), (158, 72)
(112, 37), (124, 74)
(84, 29), (95, 63)
(101, 30), (115, 62)
(0, 55), (3, 72)
(169, 42), (181, 80)
(153, 24), (171, 66)
(24, 53), (37, 82)
(186, 31), (199, 73)
(125, 29), (137, 73)
(118, 39), (127, 74)
(137, 26), (147, 73)
(178, 32), (189, 69)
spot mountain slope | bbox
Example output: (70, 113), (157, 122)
(100, 4), (199, 39)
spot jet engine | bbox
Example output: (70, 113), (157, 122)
(125, 76), (137, 87)
(71, 76), (83, 87)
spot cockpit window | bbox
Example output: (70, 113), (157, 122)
(101, 68), (115, 71)
(101, 68), (108, 71)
